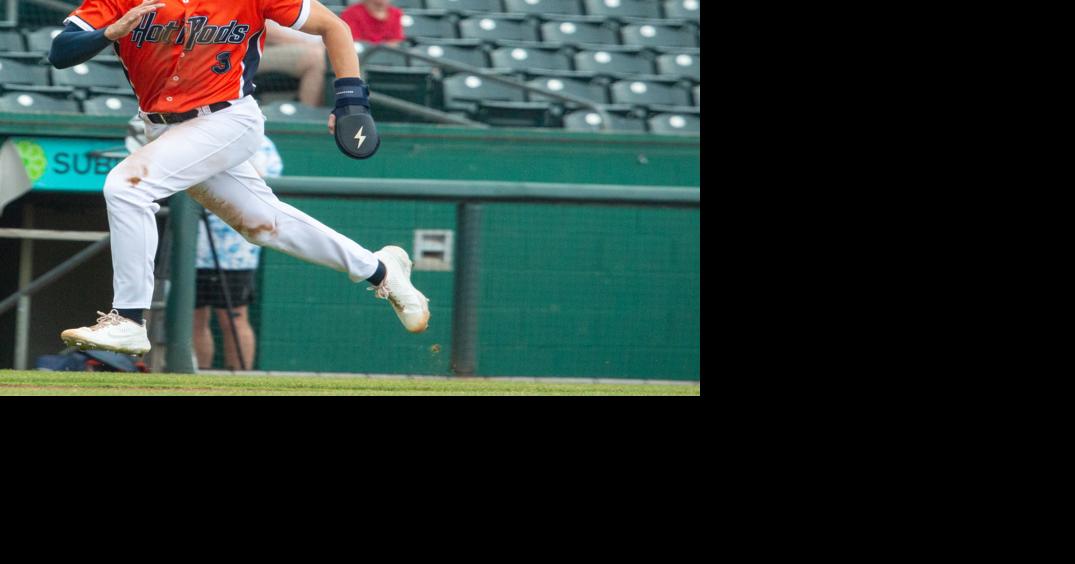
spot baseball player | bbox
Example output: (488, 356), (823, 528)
(50, 0), (430, 356)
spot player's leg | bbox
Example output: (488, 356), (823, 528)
(61, 101), (265, 353)
(191, 161), (430, 333)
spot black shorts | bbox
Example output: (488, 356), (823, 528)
(195, 269), (256, 309)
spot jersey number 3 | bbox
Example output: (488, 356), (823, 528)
(212, 53), (232, 75)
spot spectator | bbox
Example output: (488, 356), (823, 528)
(256, 21), (327, 107)
(192, 136), (284, 371)
(340, 0), (406, 46)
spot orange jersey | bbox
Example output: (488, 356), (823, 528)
(65, 0), (312, 113)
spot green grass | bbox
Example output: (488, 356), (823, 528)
(0, 370), (700, 396)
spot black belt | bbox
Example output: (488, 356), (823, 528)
(145, 101), (233, 125)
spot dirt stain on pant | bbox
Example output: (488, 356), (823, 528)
(187, 184), (277, 243)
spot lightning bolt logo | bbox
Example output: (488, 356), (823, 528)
(355, 127), (367, 151)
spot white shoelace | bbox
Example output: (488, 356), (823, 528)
(90, 310), (125, 330)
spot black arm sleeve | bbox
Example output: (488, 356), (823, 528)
(48, 23), (114, 69)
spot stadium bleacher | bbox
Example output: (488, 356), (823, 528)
(0, 0), (700, 134)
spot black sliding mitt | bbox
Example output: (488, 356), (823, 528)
(332, 77), (380, 159)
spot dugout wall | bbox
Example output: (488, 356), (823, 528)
(0, 113), (700, 380)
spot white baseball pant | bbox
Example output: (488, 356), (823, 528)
(104, 95), (380, 309)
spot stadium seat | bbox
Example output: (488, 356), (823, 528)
(476, 100), (558, 128)
(540, 18), (619, 46)
(355, 42), (409, 67)
(0, 92), (79, 113)
(621, 23), (697, 48)
(364, 66), (437, 109)
(0, 57), (49, 87)
(459, 16), (538, 42)
(442, 73), (525, 113)
(503, 0), (583, 15)
(320, 0), (346, 5)
(655, 52), (699, 81)
(50, 61), (128, 89)
(425, 0), (503, 12)
(609, 79), (691, 108)
(0, 29), (25, 51)
(378, 0), (425, 7)
(582, 0), (661, 19)
(490, 46), (572, 72)
(663, 0), (700, 20)
(526, 75), (609, 105)
(647, 113), (699, 135)
(260, 100), (327, 121)
(574, 49), (653, 75)
(562, 109), (646, 132)
(400, 11), (459, 39)
(692, 84), (699, 106)
(24, 27), (64, 53)
(409, 42), (489, 69)
(82, 94), (139, 116)
(340, 0), (425, 6)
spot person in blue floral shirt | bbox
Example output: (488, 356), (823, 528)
(192, 136), (283, 371)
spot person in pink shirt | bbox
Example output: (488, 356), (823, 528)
(340, 0), (405, 46)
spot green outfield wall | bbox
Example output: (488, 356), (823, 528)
(1, 112), (700, 380)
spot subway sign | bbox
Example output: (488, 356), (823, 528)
(9, 137), (123, 192)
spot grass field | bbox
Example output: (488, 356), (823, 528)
(0, 370), (700, 396)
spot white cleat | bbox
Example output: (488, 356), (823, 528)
(60, 310), (151, 356)
(372, 246), (430, 333)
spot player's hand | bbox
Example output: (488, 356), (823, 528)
(105, 0), (166, 41)
(331, 77), (380, 159)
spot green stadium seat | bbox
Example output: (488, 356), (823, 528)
(425, 0), (503, 12)
(85, 85), (135, 98)
(24, 27), (64, 53)
(0, 92), (79, 113)
(490, 46), (571, 72)
(355, 42), (409, 67)
(320, 0), (346, 5)
(0, 29), (25, 51)
(574, 49), (653, 75)
(363, 66), (437, 110)
(50, 61), (128, 89)
(409, 41), (489, 69)
(526, 75), (609, 105)
(562, 109), (645, 132)
(459, 16), (537, 42)
(583, 0), (661, 19)
(82, 94), (139, 116)
(400, 11), (459, 39)
(655, 52), (699, 81)
(621, 22), (697, 48)
(476, 100), (558, 128)
(503, 0), (583, 15)
(0, 56), (48, 86)
(540, 18), (619, 46)
(662, 0), (700, 20)
(377, 0), (425, 7)
(692, 84), (699, 106)
(441, 73), (524, 114)
(345, 0), (424, 7)
(647, 113), (698, 135)
(609, 79), (691, 107)
(261, 100), (328, 121)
